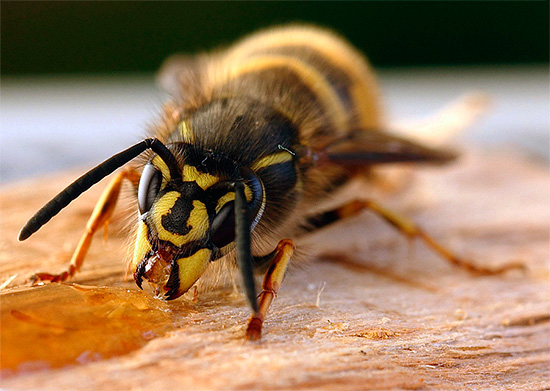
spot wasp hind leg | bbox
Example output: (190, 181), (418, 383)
(31, 169), (138, 284)
(246, 239), (295, 341)
(304, 199), (524, 275)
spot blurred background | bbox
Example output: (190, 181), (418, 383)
(1, 1), (549, 182)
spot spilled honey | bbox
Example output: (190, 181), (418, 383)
(1, 283), (179, 376)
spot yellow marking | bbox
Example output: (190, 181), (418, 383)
(178, 120), (195, 142)
(214, 186), (252, 214)
(152, 155), (171, 188)
(244, 183), (253, 203)
(186, 200), (209, 239)
(130, 221), (152, 272)
(152, 192), (209, 247)
(176, 248), (212, 294)
(251, 151), (293, 171)
(216, 191), (235, 213)
(182, 165), (219, 190)
(227, 55), (348, 131)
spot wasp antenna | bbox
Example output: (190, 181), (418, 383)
(234, 181), (258, 313)
(149, 138), (182, 180)
(18, 138), (178, 241)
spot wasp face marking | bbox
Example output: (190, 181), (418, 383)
(132, 149), (264, 300)
(182, 165), (219, 190)
(165, 248), (212, 299)
(133, 174), (214, 298)
(150, 190), (209, 246)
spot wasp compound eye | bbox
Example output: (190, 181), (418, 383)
(138, 163), (162, 215)
(211, 201), (236, 249)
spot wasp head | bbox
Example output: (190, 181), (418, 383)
(130, 144), (264, 300)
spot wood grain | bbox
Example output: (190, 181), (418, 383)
(1, 149), (548, 390)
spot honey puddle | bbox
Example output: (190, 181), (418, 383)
(1, 283), (181, 376)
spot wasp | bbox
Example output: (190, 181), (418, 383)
(18, 25), (520, 340)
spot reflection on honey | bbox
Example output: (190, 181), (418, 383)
(0, 283), (181, 376)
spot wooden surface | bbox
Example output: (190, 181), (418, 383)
(1, 148), (549, 390)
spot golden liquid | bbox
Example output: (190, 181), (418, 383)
(0, 283), (182, 376)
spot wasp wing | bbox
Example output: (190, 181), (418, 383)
(317, 129), (458, 167)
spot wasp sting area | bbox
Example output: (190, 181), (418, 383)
(0, 148), (548, 390)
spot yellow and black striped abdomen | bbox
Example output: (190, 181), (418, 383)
(208, 25), (384, 147)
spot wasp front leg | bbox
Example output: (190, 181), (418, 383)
(31, 169), (138, 284)
(246, 239), (295, 341)
(304, 199), (524, 275)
